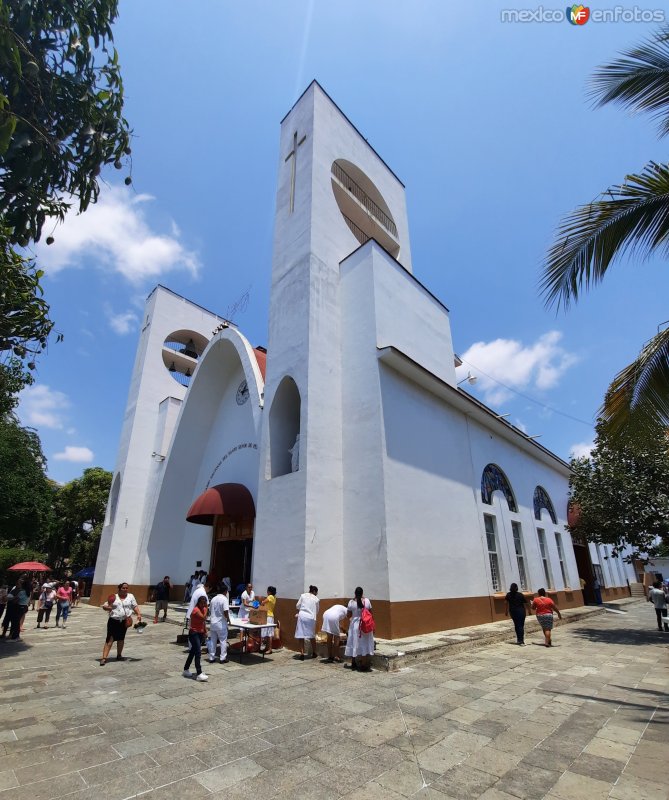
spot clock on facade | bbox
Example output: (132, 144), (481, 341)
(236, 379), (250, 405)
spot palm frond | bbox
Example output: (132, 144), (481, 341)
(541, 161), (669, 310)
(590, 27), (669, 137)
(600, 326), (669, 440)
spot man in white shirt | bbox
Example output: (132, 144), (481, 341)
(207, 587), (231, 663)
(648, 580), (669, 631)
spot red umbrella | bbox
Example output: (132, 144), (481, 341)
(8, 561), (51, 572)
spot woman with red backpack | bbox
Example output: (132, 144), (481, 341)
(345, 586), (374, 672)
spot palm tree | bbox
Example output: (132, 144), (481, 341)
(541, 28), (669, 439)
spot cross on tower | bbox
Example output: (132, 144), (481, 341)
(284, 130), (307, 214)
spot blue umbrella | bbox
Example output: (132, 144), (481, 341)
(73, 567), (95, 579)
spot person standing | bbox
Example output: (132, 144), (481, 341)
(70, 580), (79, 607)
(1, 574), (30, 641)
(504, 583), (531, 645)
(153, 576), (172, 623)
(261, 586), (277, 654)
(531, 588), (562, 647)
(55, 581), (72, 628)
(345, 587), (374, 671)
(30, 578), (39, 610)
(647, 580), (669, 631)
(100, 582), (142, 665)
(186, 580), (209, 620)
(321, 603), (348, 663)
(239, 583), (255, 621)
(36, 584), (56, 628)
(207, 586), (231, 663)
(593, 577), (603, 605)
(295, 585), (319, 660)
(183, 595), (209, 681)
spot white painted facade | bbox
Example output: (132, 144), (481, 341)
(95, 83), (631, 629)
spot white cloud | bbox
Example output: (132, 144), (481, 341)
(570, 441), (594, 459)
(107, 309), (139, 335)
(35, 185), (200, 284)
(53, 446), (94, 463)
(457, 331), (578, 406)
(18, 384), (70, 430)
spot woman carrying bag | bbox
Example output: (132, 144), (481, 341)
(100, 582), (142, 665)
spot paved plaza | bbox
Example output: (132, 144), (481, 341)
(0, 600), (667, 800)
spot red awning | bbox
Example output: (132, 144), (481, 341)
(186, 483), (255, 525)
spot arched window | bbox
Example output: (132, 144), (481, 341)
(533, 486), (557, 523)
(269, 376), (301, 478)
(481, 464), (517, 512)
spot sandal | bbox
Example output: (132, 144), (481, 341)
(99, 659), (106, 666)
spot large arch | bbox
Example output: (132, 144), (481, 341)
(140, 328), (264, 585)
(533, 485), (557, 524)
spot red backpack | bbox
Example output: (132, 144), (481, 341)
(359, 603), (375, 635)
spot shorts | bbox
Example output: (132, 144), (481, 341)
(155, 600), (168, 614)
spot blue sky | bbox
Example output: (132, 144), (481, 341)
(19, 1), (669, 483)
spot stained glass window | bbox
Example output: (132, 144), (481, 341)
(533, 486), (557, 523)
(481, 464), (517, 512)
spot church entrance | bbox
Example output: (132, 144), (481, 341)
(572, 541), (595, 604)
(212, 516), (254, 591)
(186, 482), (256, 592)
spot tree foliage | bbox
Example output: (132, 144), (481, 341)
(0, 0), (130, 410)
(0, 0), (131, 246)
(0, 415), (54, 548)
(541, 27), (669, 441)
(568, 421), (669, 559)
(47, 466), (111, 570)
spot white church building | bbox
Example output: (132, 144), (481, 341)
(92, 82), (632, 640)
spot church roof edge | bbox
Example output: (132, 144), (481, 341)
(281, 80), (405, 188)
(147, 284), (235, 326)
(340, 238), (449, 313)
(378, 345), (570, 474)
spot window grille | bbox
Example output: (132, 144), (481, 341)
(512, 521), (528, 590)
(484, 514), (502, 592)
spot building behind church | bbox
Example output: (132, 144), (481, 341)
(92, 82), (634, 640)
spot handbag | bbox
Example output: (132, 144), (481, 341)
(125, 616), (133, 628)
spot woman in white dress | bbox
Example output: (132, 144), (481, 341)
(295, 585), (319, 660)
(321, 603), (348, 663)
(345, 586), (373, 672)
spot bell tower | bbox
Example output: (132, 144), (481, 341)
(253, 81), (412, 599)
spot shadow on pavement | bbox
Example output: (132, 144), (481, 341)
(570, 625), (669, 647)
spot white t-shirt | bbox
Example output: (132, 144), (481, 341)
(296, 592), (319, 619)
(108, 593), (138, 621)
(210, 594), (230, 626)
(649, 587), (668, 609)
(239, 590), (255, 619)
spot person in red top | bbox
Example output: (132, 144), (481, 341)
(55, 581), (73, 629)
(531, 588), (562, 647)
(183, 596), (209, 682)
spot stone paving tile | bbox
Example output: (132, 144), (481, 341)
(1, 600), (667, 800)
(194, 756), (266, 792)
(610, 774), (668, 800)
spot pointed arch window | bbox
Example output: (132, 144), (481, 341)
(533, 486), (557, 524)
(481, 464), (517, 512)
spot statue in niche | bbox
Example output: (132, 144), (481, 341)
(289, 433), (300, 472)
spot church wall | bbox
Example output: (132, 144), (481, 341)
(340, 245), (391, 603)
(379, 366), (490, 602)
(370, 247), (456, 387)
